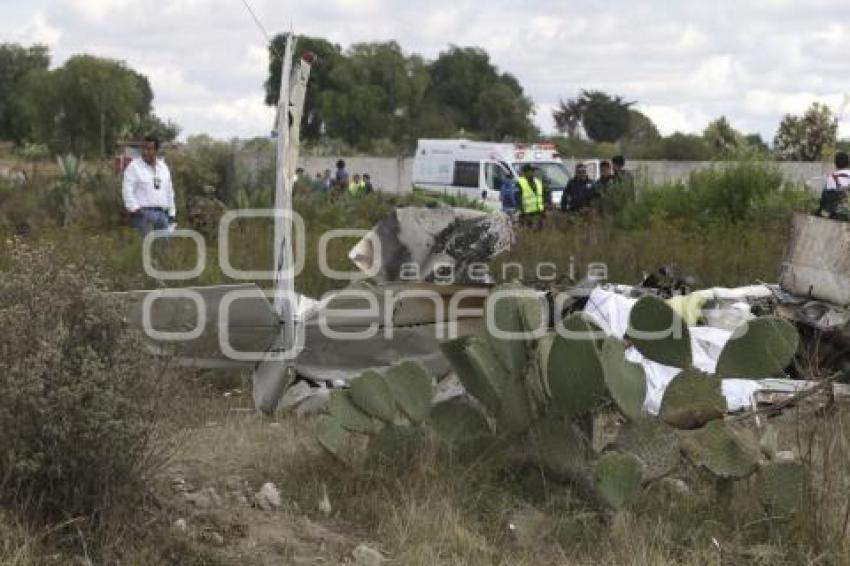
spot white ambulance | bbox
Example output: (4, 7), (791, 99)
(412, 139), (591, 210)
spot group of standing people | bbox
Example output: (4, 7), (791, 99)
(501, 155), (636, 227)
(299, 159), (374, 197)
(560, 155), (635, 213)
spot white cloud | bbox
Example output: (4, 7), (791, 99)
(13, 12), (62, 47)
(62, 0), (128, 22)
(5, 0), (850, 142)
(639, 105), (711, 136)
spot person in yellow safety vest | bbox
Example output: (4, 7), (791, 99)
(516, 164), (545, 228)
(349, 173), (365, 196)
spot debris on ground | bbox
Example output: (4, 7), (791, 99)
(352, 543), (386, 566)
(253, 482), (282, 511)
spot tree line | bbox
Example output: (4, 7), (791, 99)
(0, 43), (178, 158)
(552, 91), (843, 162)
(0, 39), (846, 161)
(263, 34), (537, 153)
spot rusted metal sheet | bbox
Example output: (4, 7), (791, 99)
(779, 214), (850, 306)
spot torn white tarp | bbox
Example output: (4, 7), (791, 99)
(583, 287), (763, 414)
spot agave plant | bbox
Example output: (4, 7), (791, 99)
(56, 154), (84, 185)
(315, 283), (809, 513)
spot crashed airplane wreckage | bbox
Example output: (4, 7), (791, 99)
(118, 34), (849, 429)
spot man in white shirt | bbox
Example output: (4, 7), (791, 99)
(122, 135), (176, 236)
(818, 151), (850, 220)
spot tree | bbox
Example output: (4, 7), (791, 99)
(744, 133), (769, 154)
(773, 102), (838, 161)
(580, 91), (634, 143)
(660, 133), (713, 161)
(552, 98), (585, 138)
(422, 45), (535, 140)
(0, 43), (49, 140)
(703, 116), (744, 155)
(264, 37), (536, 151)
(625, 110), (660, 142)
(121, 113), (181, 144)
(10, 55), (161, 156)
(557, 90), (634, 143)
(265, 34), (346, 142)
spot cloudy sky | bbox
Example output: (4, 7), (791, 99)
(3, 0), (849, 142)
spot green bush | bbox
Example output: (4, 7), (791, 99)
(0, 240), (170, 526)
(621, 158), (813, 228)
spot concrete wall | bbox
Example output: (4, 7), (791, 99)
(238, 150), (836, 195)
(629, 160), (832, 188)
(299, 156), (414, 195)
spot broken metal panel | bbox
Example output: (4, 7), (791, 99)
(296, 318), (484, 384)
(116, 284), (278, 366)
(349, 207), (513, 284)
(780, 214), (850, 305)
(314, 281), (488, 328)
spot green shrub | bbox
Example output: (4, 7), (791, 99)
(0, 240), (171, 526)
(621, 158), (812, 229)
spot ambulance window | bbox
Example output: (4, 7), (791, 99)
(484, 163), (506, 190)
(453, 161), (480, 188)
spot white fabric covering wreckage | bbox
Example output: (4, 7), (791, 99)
(117, 34), (850, 423)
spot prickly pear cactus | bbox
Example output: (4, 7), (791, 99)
(679, 420), (760, 480)
(440, 336), (506, 415)
(328, 390), (378, 433)
(715, 316), (799, 378)
(528, 415), (588, 475)
(599, 338), (647, 421)
(659, 369), (727, 430)
(317, 361), (438, 463)
(386, 361), (434, 425)
(593, 451), (644, 509)
(429, 397), (492, 444)
(756, 460), (808, 516)
(349, 371), (397, 423)
(547, 314), (608, 417)
(612, 419), (680, 482)
(496, 372), (533, 436)
(316, 415), (353, 463)
(314, 281), (811, 521)
(485, 282), (542, 379)
(627, 295), (692, 368)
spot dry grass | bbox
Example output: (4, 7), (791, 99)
(128, 397), (850, 565)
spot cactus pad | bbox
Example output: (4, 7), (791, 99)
(757, 461), (808, 516)
(612, 419), (680, 482)
(627, 295), (693, 368)
(593, 451), (644, 509)
(316, 415), (352, 463)
(429, 398), (492, 444)
(349, 371), (397, 423)
(440, 336), (506, 414)
(659, 368), (727, 429)
(600, 338), (647, 421)
(368, 424), (425, 462)
(547, 313), (608, 417)
(528, 416), (588, 475)
(328, 389), (378, 433)
(715, 316), (799, 378)
(484, 283), (538, 379)
(386, 361), (434, 424)
(679, 420), (760, 479)
(496, 371), (533, 436)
